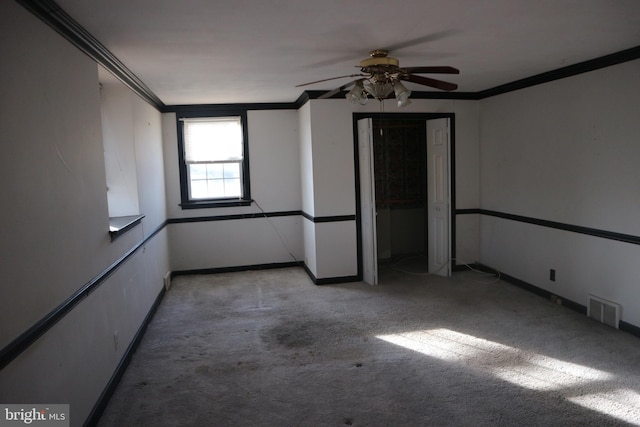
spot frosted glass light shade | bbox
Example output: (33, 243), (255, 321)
(346, 81), (367, 105)
(364, 80), (393, 100)
(393, 80), (412, 107)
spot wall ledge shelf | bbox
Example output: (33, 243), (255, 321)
(109, 214), (145, 241)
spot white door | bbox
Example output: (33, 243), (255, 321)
(427, 118), (451, 277)
(357, 118), (378, 286)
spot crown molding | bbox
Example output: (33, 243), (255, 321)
(17, 0), (165, 110)
(303, 45), (640, 103)
(163, 102), (298, 114)
(18, 0), (640, 110)
(476, 45), (640, 99)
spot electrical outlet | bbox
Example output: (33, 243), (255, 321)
(113, 331), (119, 351)
(550, 269), (556, 282)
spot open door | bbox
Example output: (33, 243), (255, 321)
(427, 118), (451, 277)
(357, 118), (378, 285)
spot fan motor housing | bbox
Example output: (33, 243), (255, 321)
(359, 56), (399, 69)
(360, 49), (400, 73)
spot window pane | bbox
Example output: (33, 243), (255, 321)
(209, 179), (225, 198)
(225, 178), (241, 197)
(188, 162), (244, 200)
(183, 118), (243, 162)
(190, 180), (209, 199)
(207, 163), (224, 179)
(189, 164), (207, 180)
(223, 163), (240, 179)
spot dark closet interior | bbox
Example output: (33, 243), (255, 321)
(372, 118), (427, 262)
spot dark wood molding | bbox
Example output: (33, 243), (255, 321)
(167, 210), (356, 225)
(168, 210), (302, 224)
(478, 209), (640, 246)
(172, 261), (303, 278)
(620, 321), (640, 339)
(476, 45), (640, 99)
(16, 0), (165, 110)
(474, 263), (640, 340)
(301, 263), (359, 285)
(456, 208), (640, 246)
(17, 1), (640, 109)
(179, 200), (253, 209)
(294, 92), (312, 108)
(475, 263), (587, 315)
(164, 102), (298, 114)
(455, 208), (482, 215)
(0, 208), (308, 371)
(84, 287), (166, 427)
(175, 110), (251, 208)
(0, 220), (168, 372)
(314, 275), (360, 285)
(303, 89), (479, 101)
(301, 212), (357, 223)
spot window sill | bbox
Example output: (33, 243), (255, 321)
(109, 214), (145, 241)
(180, 199), (252, 209)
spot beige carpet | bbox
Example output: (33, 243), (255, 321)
(97, 265), (640, 426)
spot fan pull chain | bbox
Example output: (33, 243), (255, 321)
(380, 99), (385, 136)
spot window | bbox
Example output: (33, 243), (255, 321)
(177, 112), (250, 208)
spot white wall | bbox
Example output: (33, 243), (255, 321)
(99, 70), (141, 217)
(298, 103), (319, 274)
(8, 0), (640, 422)
(168, 216), (301, 270)
(0, 4), (108, 347)
(452, 101), (481, 266)
(163, 109), (304, 271)
(0, 3), (169, 425)
(300, 100), (359, 279)
(298, 102), (315, 215)
(307, 101), (357, 217)
(247, 110), (301, 212)
(304, 98), (481, 278)
(479, 59), (640, 325)
(161, 90), (480, 282)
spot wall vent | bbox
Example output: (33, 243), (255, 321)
(587, 295), (620, 329)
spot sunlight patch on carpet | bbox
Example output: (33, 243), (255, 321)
(377, 328), (613, 392)
(568, 389), (640, 426)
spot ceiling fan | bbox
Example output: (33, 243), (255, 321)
(296, 49), (459, 107)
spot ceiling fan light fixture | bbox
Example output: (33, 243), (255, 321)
(346, 81), (367, 105)
(397, 96), (412, 107)
(393, 80), (412, 107)
(364, 79), (393, 101)
(300, 48), (459, 106)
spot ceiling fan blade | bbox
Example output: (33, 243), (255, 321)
(304, 30), (457, 68)
(383, 30), (459, 52)
(296, 74), (365, 87)
(318, 79), (361, 99)
(306, 53), (362, 68)
(402, 74), (458, 91)
(402, 66), (459, 74)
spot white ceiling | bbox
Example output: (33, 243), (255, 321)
(56, 0), (640, 105)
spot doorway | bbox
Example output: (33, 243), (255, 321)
(354, 113), (454, 285)
(373, 118), (427, 266)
